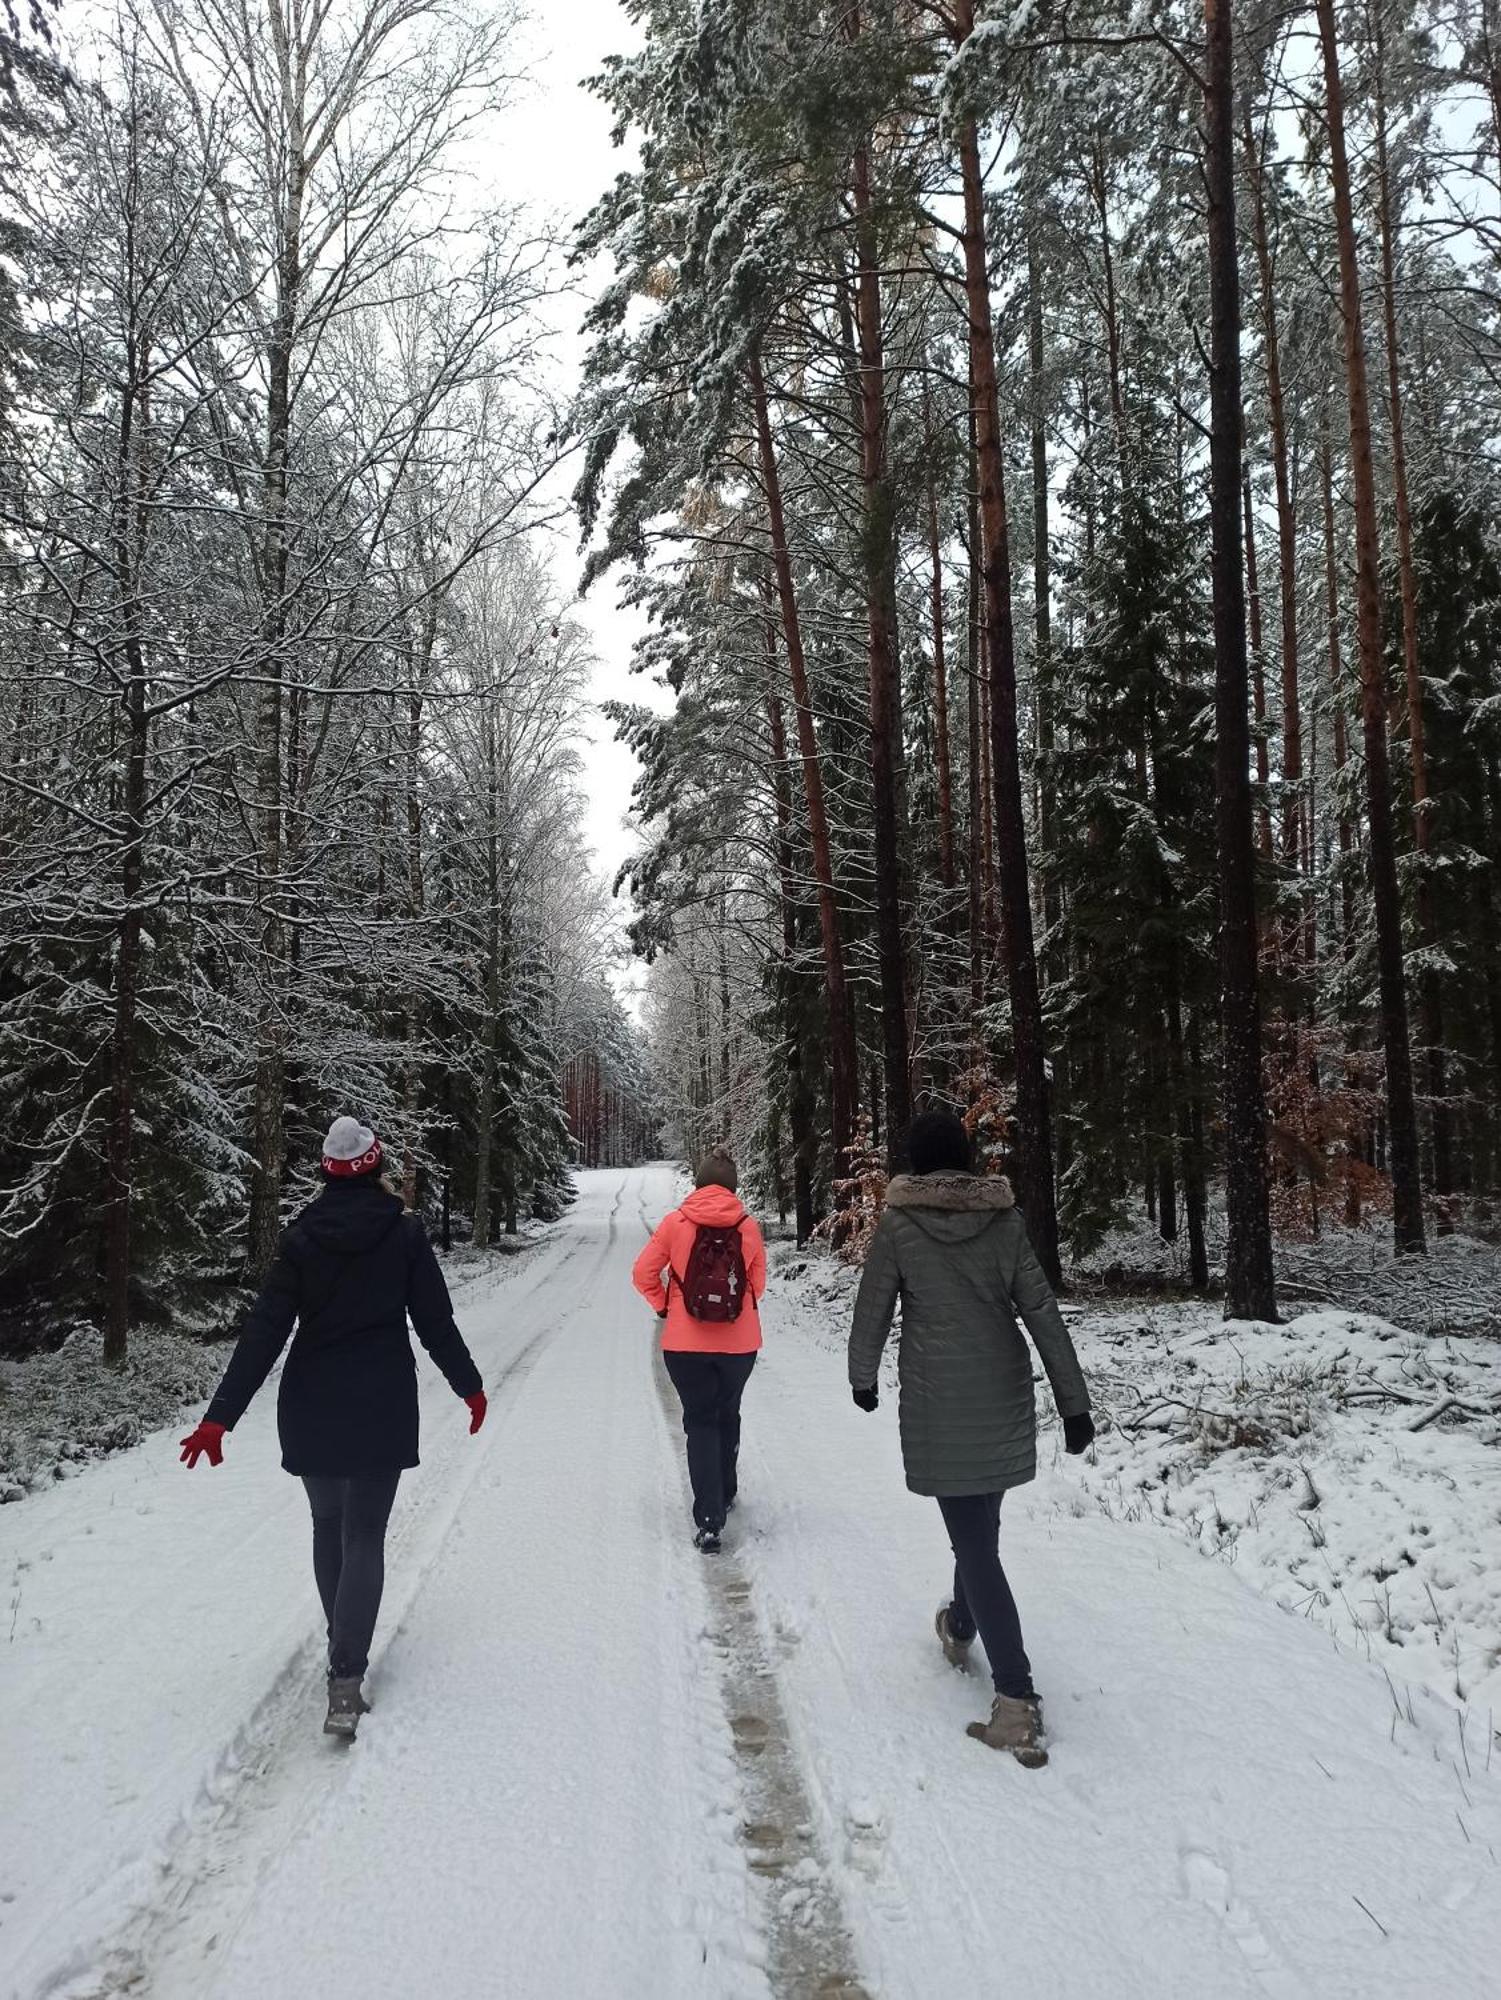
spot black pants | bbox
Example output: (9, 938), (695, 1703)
(936, 1491), (1034, 1700)
(663, 1350), (757, 1531)
(302, 1472), (402, 1679)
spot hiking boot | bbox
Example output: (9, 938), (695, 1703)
(324, 1676), (370, 1739)
(966, 1693), (1047, 1768)
(694, 1525), (724, 1555)
(935, 1603), (975, 1671)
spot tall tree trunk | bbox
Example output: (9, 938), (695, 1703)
(954, 3), (1060, 1280)
(766, 655), (816, 1245)
(247, 175), (304, 1275)
(1205, 0), (1278, 1319)
(849, 134), (914, 1163)
(1242, 463), (1274, 859)
(749, 345), (857, 1169)
(925, 392), (956, 895)
(472, 698), (501, 1249)
(1372, 14), (1451, 1226)
(400, 607), (435, 1211)
(1242, 107), (1304, 886)
(1321, 420), (1357, 967)
(103, 258), (150, 1364)
(1315, 0), (1426, 1251)
(1089, 135), (1129, 468)
(1029, 234), (1060, 971)
(965, 442), (985, 1043)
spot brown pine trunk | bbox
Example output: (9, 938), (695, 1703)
(1321, 421), (1357, 965)
(965, 439), (985, 1043)
(849, 131), (914, 1164)
(1029, 235), (1060, 972)
(765, 648), (816, 1245)
(1315, 0), (1426, 1251)
(749, 345), (857, 1166)
(1090, 135), (1129, 468)
(1242, 108), (1305, 886)
(1373, 18), (1451, 1226)
(925, 394), (957, 895)
(1242, 464), (1273, 859)
(953, 9), (1060, 1281)
(1205, 0), (1278, 1319)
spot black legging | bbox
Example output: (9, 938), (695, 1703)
(663, 1350), (757, 1530)
(936, 1491), (1035, 1700)
(302, 1472), (401, 1679)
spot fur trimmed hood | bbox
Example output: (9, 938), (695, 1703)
(885, 1171), (1015, 1213)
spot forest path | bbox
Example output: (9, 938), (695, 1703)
(3, 1167), (1499, 1998)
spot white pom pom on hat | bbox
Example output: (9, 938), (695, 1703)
(322, 1115), (382, 1176)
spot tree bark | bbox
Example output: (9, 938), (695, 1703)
(1242, 107), (1304, 884)
(246, 156), (304, 1275)
(953, 4), (1060, 1280)
(749, 345), (857, 1168)
(1321, 419), (1357, 967)
(964, 439), (985, 1044)
(1315, 0), (1426, 1251)
(956, 47), (1064, 1280)
(1372, 13), (1451, 1226)
(1205, 0), (1278, 1319)
(849, 133), (914, 1164)
(766, 655), (816, 1245)
(1029, 234), (1060, 972)
(103, 212), (151, 1363)
(924, 392), (957, 895)
(1242, 463), (1274, 859)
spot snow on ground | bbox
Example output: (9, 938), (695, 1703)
(0, 1221), (557, 1502)
(3, 1168), (1499, 2000)
(1070, 1304), (1501, 1716)
(0, 1323), (225, 1502)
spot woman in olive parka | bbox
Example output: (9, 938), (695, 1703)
(848, 1109), (1094, 1768)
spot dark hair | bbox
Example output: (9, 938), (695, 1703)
(905, 1109), (973, 1177)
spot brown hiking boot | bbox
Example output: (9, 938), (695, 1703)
(934, 1604), (975, 1671)
(323, 1676), (370, 1739)
(966, 1693), (1047, 1768)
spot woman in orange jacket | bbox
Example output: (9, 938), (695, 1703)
(632, 1150), (767, 1552)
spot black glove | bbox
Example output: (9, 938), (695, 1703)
(851, 1385), (879, 1413)
(1063, 1412), (1096, 1455)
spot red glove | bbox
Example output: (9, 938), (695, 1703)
(180, 1420), (226, 1468)
(465, 1392), (487, 1435)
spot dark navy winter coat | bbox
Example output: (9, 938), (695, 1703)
(206, 1180), (481, 1476)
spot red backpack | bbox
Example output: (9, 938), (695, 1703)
(678, 1214), (749, 1322)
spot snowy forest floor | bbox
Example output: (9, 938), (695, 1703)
(0, 1229), (548, 1500)
(3, 1168), (1500, 1998)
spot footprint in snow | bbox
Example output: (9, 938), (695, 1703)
(1180, 1848), (1301, 1997)
(843, 1802), (890, 1884)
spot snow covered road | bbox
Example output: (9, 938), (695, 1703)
(4, 1166), (1499, 1998)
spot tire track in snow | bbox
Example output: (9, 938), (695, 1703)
(41, 1178), (632, 2000)
(649, 1337), (870, 2000)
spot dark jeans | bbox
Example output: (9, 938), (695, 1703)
(936, 1491), (1035, 1700)
(663, 1349), (757, 1530)
(302, 1472), (401, 1679)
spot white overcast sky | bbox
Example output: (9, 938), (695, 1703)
(494, 0), (659, 896)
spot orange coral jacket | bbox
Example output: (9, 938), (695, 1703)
(631, 1186), (767, 1354)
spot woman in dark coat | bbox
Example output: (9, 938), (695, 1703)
(180, 1117), (485, 1737)
(848, 1109), (1093, 1768)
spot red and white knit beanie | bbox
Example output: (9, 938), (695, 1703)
(322, 1116), (382, 1178)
